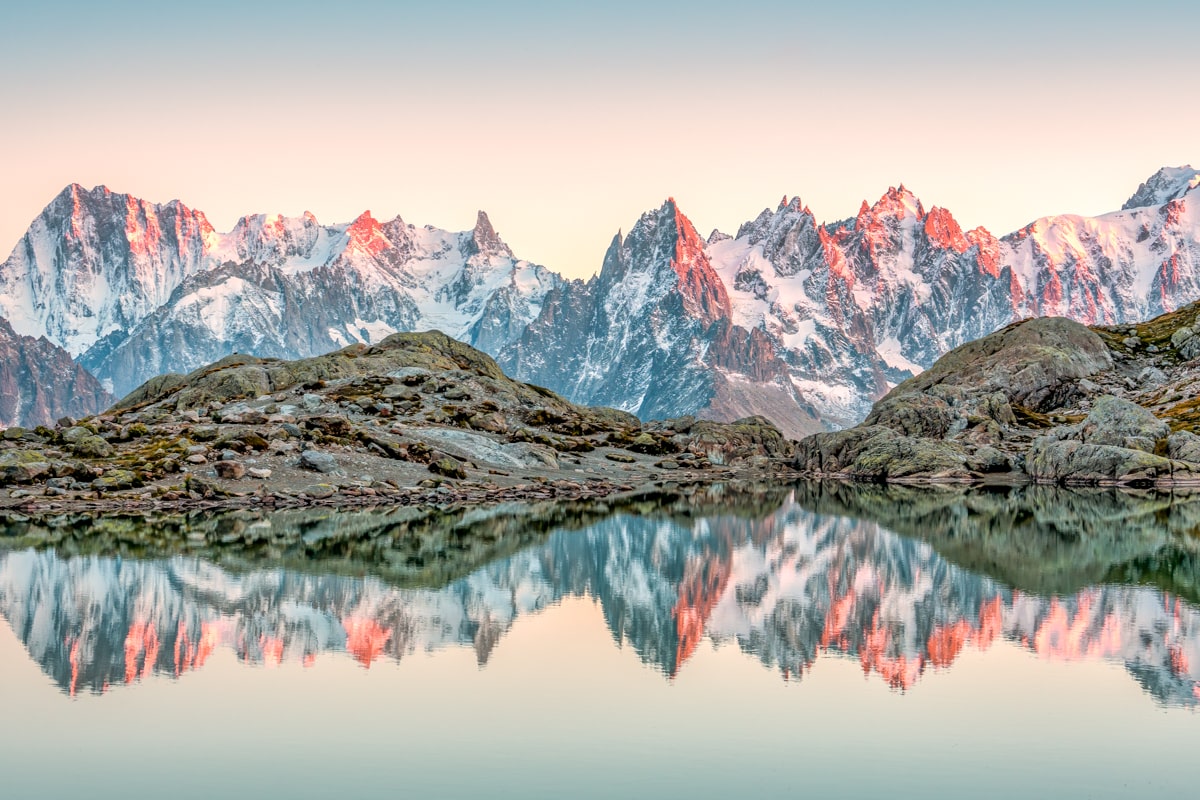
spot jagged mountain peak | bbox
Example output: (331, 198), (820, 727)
(707, 228), (732, 245)
(862, 184), (925, 222)
(466, 209), (513, 258)
(1122, 165), (1200, 211)
(922, 205), (972, 253)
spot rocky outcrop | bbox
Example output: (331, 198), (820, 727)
(795, 300), (1200, 485)
(791, 481), (1200, 601)
(0, 332), (794, 513)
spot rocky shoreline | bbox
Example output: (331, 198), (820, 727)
(796, 300), (1200, 485)
(0, 331), (796, 518)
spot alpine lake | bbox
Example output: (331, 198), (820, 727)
(2, 481), (1198, 799)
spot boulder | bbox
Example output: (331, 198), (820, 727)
(213, 461), (246, 480)
(300, 450), (340, 474)
(428, 458), (467, 479)
(1027, 439), (1182, 483)
(1068, 395), (1168, 452)
(72, 436), (114, 458)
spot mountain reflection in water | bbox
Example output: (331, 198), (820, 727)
(1, 484), (1199, 706)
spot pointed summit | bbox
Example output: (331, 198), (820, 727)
(1122, 165), (1200, 211)
(466, 210), (512, 258)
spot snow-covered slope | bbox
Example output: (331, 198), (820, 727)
(507, 167), (1200, 431)
(0, 187), (560, 397)
(2, 168), (1198, 429)
(499, 200), (825, 435)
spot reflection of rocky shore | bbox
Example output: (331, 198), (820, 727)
(1, 488), (1198, 707)
(791, 482), (1200, 601)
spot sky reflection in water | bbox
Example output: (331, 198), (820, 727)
(0, 486), (1198, 799)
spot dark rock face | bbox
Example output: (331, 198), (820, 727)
(0, 318), (112, 428)
(795, 301), (1200, 485)
(498, 201), (825, 438)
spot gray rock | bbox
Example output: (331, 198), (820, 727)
(1068, 395), (1168, 453)
(1123, 336), (1142, 349)
(61, 426), (92, 445)
(1027, 439), (1180, 483)
(966, 446), (1012, 473)
(72, 436), (113, 458)
(300, 450), (340, 474)
(302, 393), (323, 412)
(1167, 430), (1200, 464)
(1181, 336), (1200, 361)
(1138, 366), (1167, 386)
(190, 425), (219, 441)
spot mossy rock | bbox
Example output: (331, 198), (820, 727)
(428, 458), (467, 479)
(72, 436), (114, 458)
(94, 470), (137, 491)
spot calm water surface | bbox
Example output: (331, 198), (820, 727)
(1, 484), (1198, 799)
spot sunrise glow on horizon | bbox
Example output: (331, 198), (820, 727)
(2, 0), (1196, 278)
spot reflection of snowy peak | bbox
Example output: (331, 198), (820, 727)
(2, 497), (1197, 706)
(3, 168), (1200, 430)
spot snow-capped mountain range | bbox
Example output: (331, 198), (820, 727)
(1, 496), (1196, 705)
(1, 166), (1198, 431)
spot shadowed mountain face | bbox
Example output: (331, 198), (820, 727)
(1, 487), (1198, 705)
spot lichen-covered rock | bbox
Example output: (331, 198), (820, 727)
(72, 436), (113, 458)
(0, 451), (52, 484)
(1059, 395), (1169, 453)
(1168, 431), (1200, 463)
(797, 425), (970, 480)
(428, 457), (467, 479)
(886, 316), (1112, 411)
(60, 426), (92, 445)
(684, 416), (793, 463)
(93, 470), (136, 490)
(1026, 440), (1182, 483)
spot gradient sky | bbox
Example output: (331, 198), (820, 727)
(1, 0), (1197, 278)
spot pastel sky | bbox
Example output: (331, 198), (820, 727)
(1, 0), (1196, 278)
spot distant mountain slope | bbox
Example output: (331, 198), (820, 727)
(0, 318), (111, 427)
(0, 186), (559, 398)
(508, 166), (1200, 431)
(1, 166), (1197, 433)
